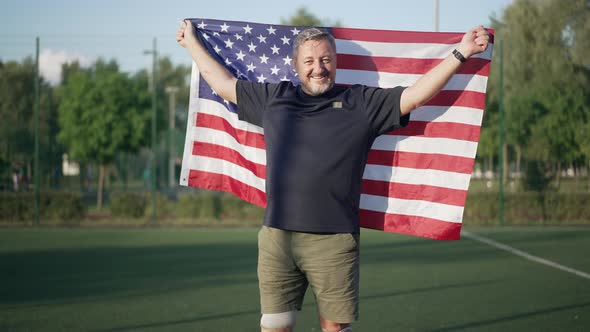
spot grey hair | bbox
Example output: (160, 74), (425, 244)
(292, 28), (336, 59)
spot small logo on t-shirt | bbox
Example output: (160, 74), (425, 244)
(332, 101), (343, 109)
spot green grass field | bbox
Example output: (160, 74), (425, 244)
(0, 227), (589, 331)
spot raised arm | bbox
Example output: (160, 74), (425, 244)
(399, 25), (490, 115)
(176, 20), (237, 104)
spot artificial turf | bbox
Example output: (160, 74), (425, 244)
(0, 226), (588, 331)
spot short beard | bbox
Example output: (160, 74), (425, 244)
(301, 79), (334, 96)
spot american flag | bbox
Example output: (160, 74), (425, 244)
(179, 19), (494, 240)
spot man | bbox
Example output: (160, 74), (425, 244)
(177, 20), (489, 332)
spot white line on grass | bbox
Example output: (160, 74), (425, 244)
(462, 231), (590, 281)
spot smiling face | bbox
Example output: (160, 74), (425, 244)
(293, 38), (337, 96)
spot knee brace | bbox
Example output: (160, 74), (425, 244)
(260, 311), (297, 329)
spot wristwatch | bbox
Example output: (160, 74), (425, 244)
(452, 49), (467, 63)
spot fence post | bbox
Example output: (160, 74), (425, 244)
(34, 36), (40, 226)
(498, 39), (505, 226)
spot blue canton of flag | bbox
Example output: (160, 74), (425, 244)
(195, 19), (306, 112)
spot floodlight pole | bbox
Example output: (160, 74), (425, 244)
(434, 0), (439, 32)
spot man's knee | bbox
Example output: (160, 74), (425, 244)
(320, 317), (352, 332)
(260, 311), (297, 331)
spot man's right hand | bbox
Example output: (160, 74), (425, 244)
(176, 20), (198, 49)
(177, 19), (238, 104)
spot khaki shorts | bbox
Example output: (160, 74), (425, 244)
(257, 226), (360, 323)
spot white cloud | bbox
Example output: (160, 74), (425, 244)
(39, 49), (94, 85)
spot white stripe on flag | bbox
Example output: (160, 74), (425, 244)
(187, 155), (266, 191)
(180, 62), (202, 186)
(363, 165), (472, 190)
(372, 135), (479, 158)
(337, 70), (489, 93)
(336, 39), (493, 60)
(410, 106), (484, 126)
(360, 194), (464, 223)
(198, 99), (264, 134)
(193, 127), (267, 164)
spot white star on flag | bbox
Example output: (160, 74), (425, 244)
(270, 65), (280, 75)
(256, 73), (267, 83)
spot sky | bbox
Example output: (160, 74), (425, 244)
(0, 0), (513, 84)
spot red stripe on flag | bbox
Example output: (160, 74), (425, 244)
(196, 113), (266, 149)
(333, 27), (463, 44)
(188, 170), (267, 207)
(425, 90), (487, 109)
(359, 209), (461, 240)
(361, 179), (468, 206)
(367, 150), (475, 174)
(334, 85), (487, 109)
(391, 120), (481, 142)
(333, 27), (495, 44)
(192, 141), (266, 179)
(337, 54), (491, 76)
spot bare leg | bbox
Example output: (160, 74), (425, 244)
(261, 327), (293, 332)
(320, 317), (351, 332)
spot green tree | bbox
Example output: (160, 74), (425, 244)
(485, 0), (590, 189)
(477, 100), (499, 175)
(132, 56), (190, 188)
(281, 6), (342, 27)
(58, 59), (149, 209)
(0, 58), (60, 189)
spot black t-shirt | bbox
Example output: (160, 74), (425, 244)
(236, 80), (408, 233)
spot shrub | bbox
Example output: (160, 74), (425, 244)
(464, 191), (590, 225)
(0, 192), (84, 221)
(144, 193), (175, 219)
(0, 192), (36, 221)
(110, 192), (147, 218)
(242, 203), (265, 221)
(194, 192), (222, 219)
(45, 192), (86, 221)
(176, 194), (201, 218)
(176, 193), (222, 219)
(220, 194), (248, 219)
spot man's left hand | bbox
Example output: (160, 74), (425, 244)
(456, 25), (490, 59)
